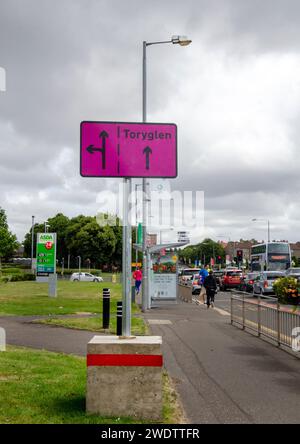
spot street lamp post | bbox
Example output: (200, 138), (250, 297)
(77, 256), (81, 281)
(31, 215), (35, 271)
(142, 35), (192, 312)
(135, 183), (142, 270)
(122, 177), (132, 337)
(252, 218), (270, 243)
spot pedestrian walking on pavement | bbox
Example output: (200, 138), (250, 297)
(133, 267), (143, 295)
(203, 270), (217, 308)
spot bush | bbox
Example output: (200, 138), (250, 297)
(1, 267), (23, 275)
(0, 277), (10, 283)
(273, 277), (300, 305)
(10, 273), (35, 282)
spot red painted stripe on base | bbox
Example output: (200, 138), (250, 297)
(87, 354), (163, 367)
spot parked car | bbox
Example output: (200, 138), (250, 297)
(252, 271), (284, 295)
(179, 268), (200, 285)
(285, 268), (300, 278)
(70, 272), (103, 282)
(219, 269), (243, 291)
(239, 272), (260, 293)
(191, 274), (201, 295)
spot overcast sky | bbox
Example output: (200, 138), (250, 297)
(1, 0), (300, 244)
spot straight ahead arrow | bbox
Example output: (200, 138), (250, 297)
(143, 146), (152, 170)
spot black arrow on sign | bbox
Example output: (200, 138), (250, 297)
(86, 131), (109, 170)
(143, 146), (152, 170)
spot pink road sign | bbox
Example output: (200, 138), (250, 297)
(80, 121), (177, 178)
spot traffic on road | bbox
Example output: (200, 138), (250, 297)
(179, 240), (300, 301)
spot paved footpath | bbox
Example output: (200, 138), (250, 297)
(0, 315), (94, 356)
(144, 299), (300, 424)
(0, 301), (300, 424)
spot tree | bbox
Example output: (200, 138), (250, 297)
(111, 218), (122, 268)
(0, 207), (18, 265)
(0, 208), (8, 229)
(179, 238), (226, 266)
(65, 214), (121, 269)
(179, 245), (198, 264)
(46, 213), (70, 261)
(22, 211), (136, 271)
(23, 222), (45, 259)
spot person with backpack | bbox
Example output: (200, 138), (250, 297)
(203, 270), (217, 308)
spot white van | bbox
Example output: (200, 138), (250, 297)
(179, 268), (200, 285)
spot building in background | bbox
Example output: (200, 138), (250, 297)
(225, 241), (256, 264)
(290, 242), (300, 262)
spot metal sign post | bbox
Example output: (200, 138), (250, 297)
(142, 41), (148, 313)
(80, 120), (177, 336)
(122, 178), (132, 336)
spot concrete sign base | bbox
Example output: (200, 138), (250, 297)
(86, 335), (163, 420)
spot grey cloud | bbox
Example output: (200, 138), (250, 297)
(1, 0), (300, 242)
(186, 0), (300, 54)
(0, 0), (192, 147)
(173, 164), (300, 199)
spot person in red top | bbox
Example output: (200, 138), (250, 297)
(133, 268), (143, 294)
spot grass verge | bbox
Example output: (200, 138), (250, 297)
(33, 315), (148, 336)
(0, 281), (128, 316)
(0, 346), (184, 424)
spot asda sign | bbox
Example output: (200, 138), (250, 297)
(36, 233), (57, 276)
(39, 234), (55, 241)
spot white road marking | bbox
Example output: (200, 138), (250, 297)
(193, 297), (230, 316)
(147, 319), (172, 325)
(213, 307), (230, 316)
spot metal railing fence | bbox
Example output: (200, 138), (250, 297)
(231, 290), (300, 351)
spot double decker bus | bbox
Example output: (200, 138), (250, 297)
(250, 242), (291, 272)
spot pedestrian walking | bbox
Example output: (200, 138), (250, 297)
(203, 270), (217, 308)
(133, 267), (143, 295)
(199, 266), (209, 303)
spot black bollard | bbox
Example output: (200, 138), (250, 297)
(102, 288), (110, 329)
(116, 301), (122, 336)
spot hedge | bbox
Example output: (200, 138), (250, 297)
(0, 273), (36, 283)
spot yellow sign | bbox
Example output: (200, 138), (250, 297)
(172, 255), (178, 263)
(132, 262), (142, 267)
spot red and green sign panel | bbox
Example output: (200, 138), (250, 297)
(36, 233), (56, 276)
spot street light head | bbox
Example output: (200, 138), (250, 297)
(172, 35), (192, 46)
